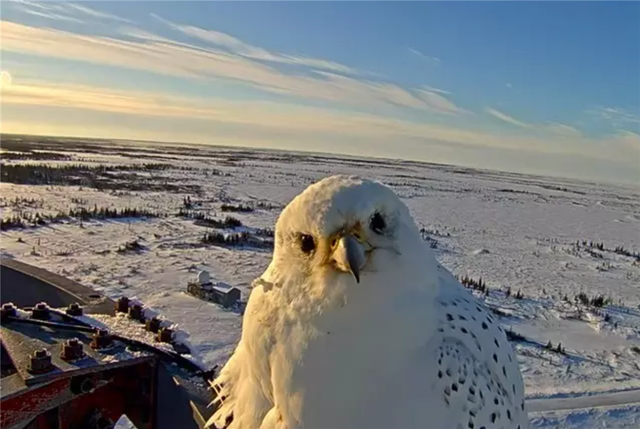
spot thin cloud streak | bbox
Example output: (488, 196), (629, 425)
(485, 107), (531, 128)
(152, 13), (358, 76)
(545, 123), (581, 137)
(407, 47), (441, 64)
(3, 79), (637, 164)
(588, 106), (640, 130)
(0, 20), (465, 116)
(11, 1), (133, 24)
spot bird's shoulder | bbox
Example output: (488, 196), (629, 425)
(427, 267), (528, 426)
(427, 336), (528, 429)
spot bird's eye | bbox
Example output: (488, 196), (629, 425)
(299, 234), (316, 253)
(370, 212), (386, 234)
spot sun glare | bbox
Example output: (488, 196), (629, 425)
(0, 71), (13, 89)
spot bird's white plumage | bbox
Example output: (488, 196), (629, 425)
(207, 175), (529, 429)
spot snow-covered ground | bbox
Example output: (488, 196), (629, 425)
(2, 138), (639, 427)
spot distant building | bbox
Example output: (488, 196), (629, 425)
(187, 270), (241, 308)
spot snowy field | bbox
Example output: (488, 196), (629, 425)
(1, 135), (639, 428)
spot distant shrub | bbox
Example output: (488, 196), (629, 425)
(179, 209), (243, 229)
(505, 329), (526, 342)
(0, 162), (198, 193)
(220, 203), (254, 213)
(1, 205), (161, 231)
(575, 292), (610, 308)
(575, 240), (640, 261)
(544, 340), (566, 355)
(202, 231), (273, 249)
(459, 275), (488, 294)
(117, 240), (145, 253)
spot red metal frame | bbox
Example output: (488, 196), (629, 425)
(1, 361), (157, 429)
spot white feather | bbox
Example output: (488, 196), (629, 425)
(207, 175), (529, 429)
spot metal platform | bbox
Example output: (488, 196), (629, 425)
(0, 258), (216, 429)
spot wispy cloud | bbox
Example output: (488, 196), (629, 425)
(485, 108), (585, 137)
(17, 7), (84, 24)
(544, 123), (581, 137)
(506, 83), (513, 89)
(152, 13), (357, 76)
(485, 107), (531, 128)
(0, 20), (465, 117)
(420, 84), (451, 95)
(407, 47), (441, 64)
(4, 79), (636, 162)
(65, 3), (132, 23)
(416, 88), (466, 115)
(588, 106), (640, 129)
(11, 1), (133, 24)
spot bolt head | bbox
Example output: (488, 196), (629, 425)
(34, 349), (49, 358)
(157, 327), (173, 343)
(35, 302), (47, 310)
(2, 303), (15, 310)
(68, 338), (79, 346)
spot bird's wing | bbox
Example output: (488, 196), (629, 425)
(207, 280), (281, 429)
(430, 266), (529, 429)
(429, 337), (528, 429)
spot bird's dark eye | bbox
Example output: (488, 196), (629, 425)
(370, 212), (386, 234)
(299, 234), (316, 253)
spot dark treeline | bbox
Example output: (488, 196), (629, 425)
(576, 240), (640, 261)
(565, 292), (611, 308)
(178, 208), (243, 229)
(202, 231), (273, 249)
(0, 151), (72, 161)
(220, 203), (254, 213)
(0, 197), (45, 208)
(458, 275), (490, 296)
(419, 227), (451, 238)
(0, 163), (202, 193)
(219, 201), (280, 212)
(69, 206), (162, 221)
(1, 163), (168, 186)
(0, 205), (162, 231)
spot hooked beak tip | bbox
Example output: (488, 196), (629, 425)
(333, 234), (365, 284)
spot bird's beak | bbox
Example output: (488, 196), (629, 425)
(332, 233), (367, 283)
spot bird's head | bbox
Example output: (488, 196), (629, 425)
(267, 175), (431, 291)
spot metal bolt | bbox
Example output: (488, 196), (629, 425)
(1, 303), (17, 321)
(128, 303), (144, 322)
(90, 328), (113, 350)
(115, 296), (129, 313)
(157, 327), (173, 343)
(61, 337), (85, 361)
(32, 302), (50, 320)
(29, 349), (53, 374)
(145, 317), (161, 333)
(66, 302), (83, 316)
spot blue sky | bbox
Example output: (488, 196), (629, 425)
(1, 1), (638, 184)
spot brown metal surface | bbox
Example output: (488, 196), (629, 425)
(0, 320), (153, 388)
